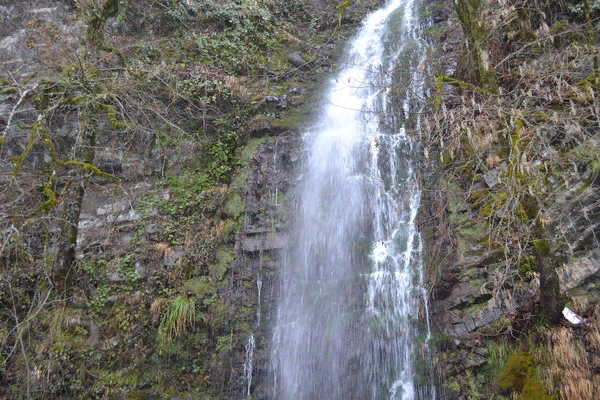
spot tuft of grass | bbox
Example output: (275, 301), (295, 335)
(150, 298), (167, 323)
(157, 296), (196, 351)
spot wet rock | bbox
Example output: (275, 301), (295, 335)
(264, 95), (289, 109)
(101, 336), (120, 350)
(558, 248), (600, 292)
(241, 233), (288, 252)
(164, 246), (185, 266)
(483, 162), (507, 188)
(107, 271), (127, 283)
(145, 224), (163, 241)
(96, 158), (123, 175)
(116, 209), (141, 223)
(97, 199), (131, 216)
(105, 295), (121, 305)
(288, 52), (307, 68)
(135, 262), (146, 279)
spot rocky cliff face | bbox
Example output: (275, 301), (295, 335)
(3, 0), (600, 399)
(0, 0), (382, 398)
(419, 1), (600, 398)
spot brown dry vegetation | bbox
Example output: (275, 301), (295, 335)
(422, 0), (600, 398)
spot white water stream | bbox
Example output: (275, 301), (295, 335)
(268, 0), (434, 399)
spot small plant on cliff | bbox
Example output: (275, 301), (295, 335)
(155, 296), (196, 352)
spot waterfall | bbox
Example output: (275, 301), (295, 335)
(244, 334), (256, 397)
(272, 0), (433, 399)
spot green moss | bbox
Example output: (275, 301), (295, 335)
(270, 49), (291, 72)
(224, 193), (244, 218)
(519, 374), (555, 400)
(518, 255), (537, 275)
(496, 352), (555, 399)
(210, 246), (233, 281)
(239, 137), (269, 167)
(61, 160), (120, 183)
(479, 203), (493, 218)
(29, 181), (58, 217)
(435, 75), (493, 96)
(461, 300), (488, 314)
(497, 352), (532, 391)
(444, 377), (461, 392)
(271, 107), (314, 131)
(98, 103), (130, 129)
(184, 276), (216, 298)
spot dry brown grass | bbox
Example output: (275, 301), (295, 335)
(471, 132), (496, 151)
(280, 29), (304, 45)
(572, 296), (590, 314)
(153, 243), (173, 257)
(545, 326), (599, 400)
(187, 63), (250, 99)
(150, 298), (166, 323)
(486, 153), (502, 169)
(589, 303), (600, 352)
(224, 75), (250, 99)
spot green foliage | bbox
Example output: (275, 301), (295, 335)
(465, 370), (482, 400)
(88, 283), (111, 313)
(186, 0), (277, 73)
(160, 131), (238, 221)
(569, 0), (600, 16)
(518, 255), (537, 275)
(184, 276), (217, 299)
(216, 334), (233, 353)
(178, 76), (234, 106)
(119, 255), (140, 290)
(165, 132), (238, 199)
(211, 247), (233, 281)
(202, 131), (239, 182)
(80, 258), (108, 275)
(224, 193), (244, 217)
(158, 296), (196, 351)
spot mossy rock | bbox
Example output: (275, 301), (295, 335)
(224, 192), (244, 218)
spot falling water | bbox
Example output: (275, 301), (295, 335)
(272, 0), (433, 399)
(257, 268), (263, 326)
(244, 334), (255, 397)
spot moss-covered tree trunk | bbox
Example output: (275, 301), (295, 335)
(54, 0), (123, 289)
(453, 0), (497, 92)
(86, 0), (125, 65)
(54, 129), (96, 290)
(533, 220), (563, 324)
(86, 0), (119, 47)
(522, 196), (564, 323)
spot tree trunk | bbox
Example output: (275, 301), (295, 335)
(533, 227), (563, 324)
(453, 0), (497, 92)
(54, 129), (96, 290)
